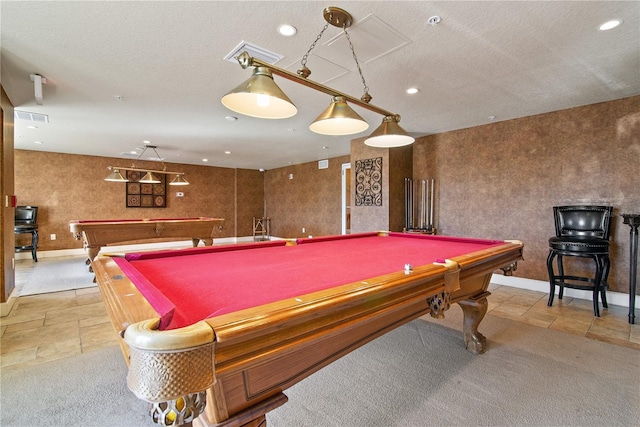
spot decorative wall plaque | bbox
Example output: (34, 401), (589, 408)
(126, 171), (166, 208)
(355, 157), (382, 206)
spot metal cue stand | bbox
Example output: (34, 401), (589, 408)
(622, 213), (639, 324)
(404, 178), (435, 235)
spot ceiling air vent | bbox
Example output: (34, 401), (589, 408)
(224, 41), (284, 65)
(15, 110), (49, 123)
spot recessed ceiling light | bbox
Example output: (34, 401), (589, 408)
(599, 19), (622, 31)
(34, 141), (44, 144)
(225, 151), (231, 155)
(202, 158), (209, 162)
(142, 140), (151, 144)
(225, 116), (238, 121)
(406, 88), (420, 94)
(278, 24), (297, 37)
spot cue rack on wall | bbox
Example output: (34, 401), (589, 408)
(404, 178), (436, 234)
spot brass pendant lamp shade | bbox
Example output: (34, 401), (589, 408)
(309, 96), (369, 136)
(170, 174), (189, 186)
(221, 67), (297, 119)
(364, 115), (415, 148)
(104, 169), (128, 182)
(139, 171), (161, 184)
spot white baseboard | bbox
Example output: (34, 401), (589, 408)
(490, 274), (638, 309)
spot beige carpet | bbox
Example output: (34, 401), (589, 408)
(2, 307), (638, 427)
(18, 255), (96, 296)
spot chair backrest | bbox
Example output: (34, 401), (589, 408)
(15, 206), (38, 225)
(553, 205), (612, 239)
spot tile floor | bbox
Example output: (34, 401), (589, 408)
(1, 259), (639, 370)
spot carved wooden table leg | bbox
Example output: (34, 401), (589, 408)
(87, 246), (100, 270)
(457, 292), (490, 354)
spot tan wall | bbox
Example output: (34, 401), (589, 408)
(264, 156), (349, 239)
(413, 96), (640, 294)
(13, 151), (264, 251)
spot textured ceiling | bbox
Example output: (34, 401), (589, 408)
(2, 1), (639, 171)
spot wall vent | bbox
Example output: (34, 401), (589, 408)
(15, 110), (49, 123)
(224, 41), (284, 65)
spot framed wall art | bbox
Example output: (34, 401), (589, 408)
(355, 157), (382, 207)
(126, 171), (166, 208)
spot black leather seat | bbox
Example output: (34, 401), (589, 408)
(546, 205), (613, 316)
(14, 206), (39, 262)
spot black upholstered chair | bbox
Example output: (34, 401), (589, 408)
(14, 206), (39, 262)
(547, 205), (613, 316)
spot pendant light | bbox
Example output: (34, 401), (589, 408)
(104, 169), (129, 182)
(222, 7), (415, 146)
(104, 145), (189, 185)
(365, 115), (415, 147)
(221, 67), (297, 119)
(309, 96), (369, 135)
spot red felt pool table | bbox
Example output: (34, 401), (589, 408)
(69, 217), (225, 262)
(92, 232), (523, 426)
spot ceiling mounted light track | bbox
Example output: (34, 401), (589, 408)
(222, 6), (414, 147)
(104, 145), (189, 186)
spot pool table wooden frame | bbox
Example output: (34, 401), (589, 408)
(69, 217), (225, 262)
(93, 232), (523, 426)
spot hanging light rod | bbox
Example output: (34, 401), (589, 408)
(104, 145), (189, 185)
(222, 7), (414, 147)
(235, 52), (396, 118)
(105, 166), (187, 176)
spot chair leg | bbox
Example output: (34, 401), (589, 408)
(600, 255), (610, 309)
(557, 255), (565, 300)
(32, 230), (39, 262)
(591, 255), (604, 317)
(547, 250), (557, 307)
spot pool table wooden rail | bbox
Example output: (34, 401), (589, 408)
(92, 238), (523, 427)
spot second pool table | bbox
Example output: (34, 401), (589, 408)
(69, 217), (225, 263)
(93, 232), (523, 426)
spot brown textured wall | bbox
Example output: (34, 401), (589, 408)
(413, 96), (640, 294)
(9, 96), (640, 297)
(389, 145), (413, 231)
(349, 141), (412, 233)
(264, 156), (349, 239)
(235, 168), (267, 237)
(350, 140), (389, 233)
(14, 150), (263, 251)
